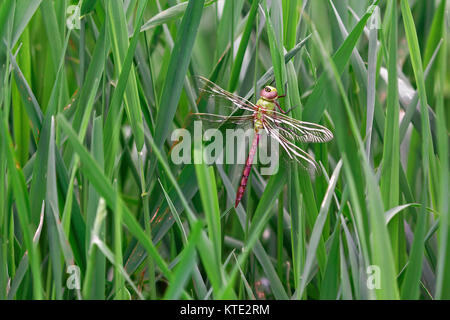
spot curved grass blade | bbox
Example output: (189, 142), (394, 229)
(295, 160), (342, 298)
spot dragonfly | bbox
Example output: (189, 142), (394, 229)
(193, 76), (333, 208)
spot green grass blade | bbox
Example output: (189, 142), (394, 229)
(57, 114), (173, 279)
(228, 0), (260, 92)
(434, 28), (449, 299)
(380, 0), (401, 269)
(0, 110), (42, 299)
(399, 0), (434, 299)
(296, 160), (342, 298)
(107, 0), (144, 150)
(194, 137), (222, 264)
(163, 221), (202, 299)
(302, 1), (379, 122)
(154, 0), (205, 148)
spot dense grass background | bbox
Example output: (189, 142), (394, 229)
(0, 0), (448, 300)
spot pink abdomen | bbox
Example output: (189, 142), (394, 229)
(235, 133), (260, 207)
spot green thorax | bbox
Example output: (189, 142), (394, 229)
(254, 97), (275, 130)
(256, 97), (276, 111)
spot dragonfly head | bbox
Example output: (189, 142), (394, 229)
(260, 86), (278, 100)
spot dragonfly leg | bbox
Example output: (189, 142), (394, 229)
(274, 101), (286, 113)
(284, 104), (300, 114)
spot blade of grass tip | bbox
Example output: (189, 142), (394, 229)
(399, 0), (433, 299)
(45, 117), (63, 299)
(29, 29), (71, 229)
(154, 0), (204, 149)
(10, 0), (42, 48)
(158, 179), (188, 243)
(84, 115), (106, 299)
(83, 197), (106, 299)
(0, 111), (42, 299)
(163, 221), (202, 300)
(92, 234), (144, 300)
(340, 204), (362, 299)
(295, 160), (342, 298)
(47, 116), (80, 297)
(107, 0), (144, 150)
(194, 133), (222, 264)
(384, 203), (421, 225)
(228, 0), (260, 92)
(146, 167), (199, 248)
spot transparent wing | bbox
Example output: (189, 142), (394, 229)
(262, 120), (320, 172)
(195, 76), (257, 114)
(264, 111), (333, 143)
(191, 112), (254, 126)
(191, 113), (253, 129)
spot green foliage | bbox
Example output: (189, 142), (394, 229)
(0, 0), (448, 300)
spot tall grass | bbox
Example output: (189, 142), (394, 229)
(0, 0), (448, 300)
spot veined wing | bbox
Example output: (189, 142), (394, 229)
(191, 112), (254, 125)
(263, 120), (319, 171)
(263, 111), (333, 143)
(195, 76), (257, 114)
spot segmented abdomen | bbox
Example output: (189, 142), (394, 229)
(235, 132), (260, 207)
